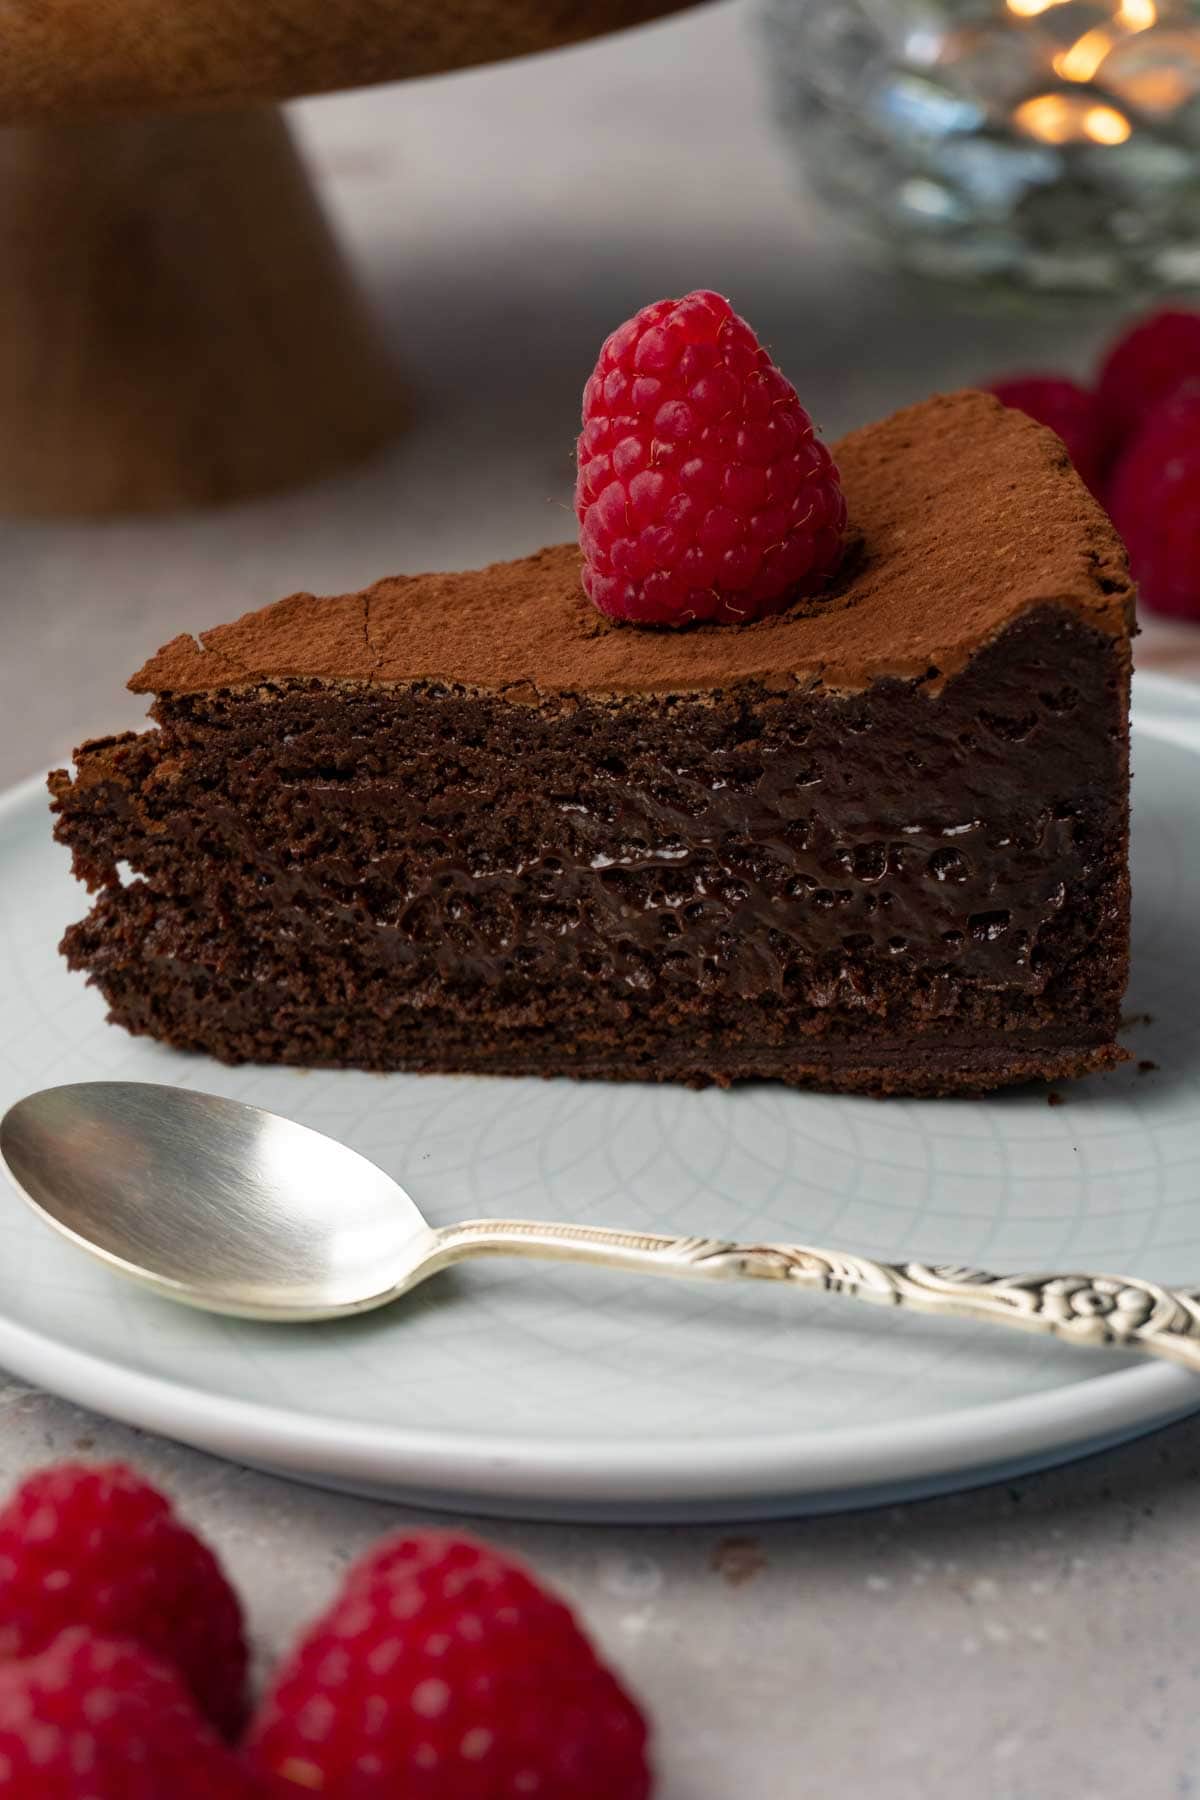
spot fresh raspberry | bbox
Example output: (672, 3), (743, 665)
(575, 288), (846, 626)
(0, 1627), (262, 1798)
(248, 1529), (652, 1798)
(987, 374), (1105, 498)
(0, 1463), (247, 1738)
(1107, 379), (1200, 620)
(1096, 307), (1200, 457)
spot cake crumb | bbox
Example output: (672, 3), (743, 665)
(1138, 1059), (1159, 1074)
(710, 1537), (767, 1588)
(1047, 1091), (1065, 1107)
(1121, 1011), (1154, 1029)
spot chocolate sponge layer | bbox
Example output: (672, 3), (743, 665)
(50, 603), (1130, 1094)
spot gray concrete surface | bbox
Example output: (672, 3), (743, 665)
(3, 4), (1200, 1794)
(0, 1392), (1198, 1798)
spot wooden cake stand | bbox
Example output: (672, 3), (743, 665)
(0, 1), (695, 515)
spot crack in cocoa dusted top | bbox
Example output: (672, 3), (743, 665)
(131, 392), (1134, 701)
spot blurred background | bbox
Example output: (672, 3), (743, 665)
(3, 0), (1198, 790)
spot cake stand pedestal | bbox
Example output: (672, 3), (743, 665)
(0, 108), (402, 515)
(0, 0), (695, 517)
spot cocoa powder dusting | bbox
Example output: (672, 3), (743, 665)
(131, 393), (1133, 703)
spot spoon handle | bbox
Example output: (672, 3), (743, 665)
(432, 1220), (1200, 1375)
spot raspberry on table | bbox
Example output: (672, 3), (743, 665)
(575, 288), (846, 627)
(0, 1462), (247, 1738)
(0, 1627), (263, 1799)
(987, 374), (1105, 498)
(1107, 379), (1200, 621)
(248, 1529), (652, 1798)
(1096, 307), (1200, 457)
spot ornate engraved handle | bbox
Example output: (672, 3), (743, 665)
(431, 1220), (1200, 1375)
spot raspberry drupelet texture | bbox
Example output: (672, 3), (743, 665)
(1107, 380), (1200, 621)
(575, 289), (846, 626)
(248, 1529), (652, 1799)
(0, 1628), (263, 1799)
(987, 375), (1105, 498)
(0, 1462), (248, 1739)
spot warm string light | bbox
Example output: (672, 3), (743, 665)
(1054, 26), (1116, 81)
(1048, 0), (1157, 83)
(1006, 0), (1154, 15)
(1006, 0), (1070, 17)
(1004, 0), (1161, 143)
(1118, 0), (1157, 31)
(1013, 93), (1133, 142)
(1084, 101), (1135, 140)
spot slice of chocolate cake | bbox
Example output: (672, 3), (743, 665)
(50, 392), (1134, 1094)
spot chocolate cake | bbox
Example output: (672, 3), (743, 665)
(50, 392), (1134, 1094)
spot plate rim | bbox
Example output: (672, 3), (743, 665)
(4, 667), (1200, 1512)
(0, 1301), (1195, 1508)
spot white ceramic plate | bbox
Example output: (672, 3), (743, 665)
(2, 673), (1199, 1521)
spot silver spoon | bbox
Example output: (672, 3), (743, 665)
(2, 1080), (1199, 1376)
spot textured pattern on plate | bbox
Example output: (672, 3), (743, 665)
(1, 675), (1199, 1515)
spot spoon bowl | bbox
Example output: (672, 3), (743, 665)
(0, 1082), (437, 1319)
